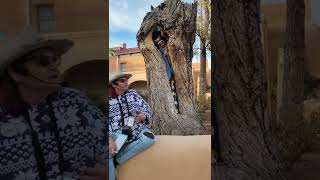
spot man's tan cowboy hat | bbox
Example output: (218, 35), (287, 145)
(0, 26), (74, 76)
(109, 71), (133, 84)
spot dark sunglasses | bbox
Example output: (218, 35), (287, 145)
(26, 54), (61, 66)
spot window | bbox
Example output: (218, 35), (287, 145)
(120, 63), (127, 72)
(37, 5), (55, 33)
(311, 0), (320, 26)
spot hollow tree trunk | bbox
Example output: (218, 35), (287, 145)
(212, 0), (286, 179)
(136, 0), (205, 135)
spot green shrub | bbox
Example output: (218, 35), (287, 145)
(196, 95), (211, 113)
(270, 80), (277, 99)
(206, 86), (211, 93)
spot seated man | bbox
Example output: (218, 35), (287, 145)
(108, 71), (156, 180)
(0, 28), (107, 179)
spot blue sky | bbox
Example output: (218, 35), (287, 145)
(109, 0), (212, 69)
(109, 0), (286, 48)
(109, 0), (194, 47)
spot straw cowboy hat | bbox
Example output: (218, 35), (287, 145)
(109, 71), (133, 84)
(0, 26), (74, 76)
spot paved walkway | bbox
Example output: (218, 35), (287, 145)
(287, 136), (320, 180)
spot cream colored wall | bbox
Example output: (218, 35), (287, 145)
(63, 60), (107, 107)
(44, 31), (107, 73)
(109, 58), (118, 72)
(1, 0), (107, 34)
(1, 0), (107, 74)
(117, 135), (211, 180)
(305, 26), (320, 78)
(119, 54), (146, 72)
(109, 53), (147, 83)
(29, 0), (107, 33)
(128, 71), (147, 84)
(0, 1), (28, 36)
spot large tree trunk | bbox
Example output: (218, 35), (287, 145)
(278, 0), (305, 123)
(199, 38), (207, 95)
(198, 0), (210, 96)
(212, 0), (286, 179)
(136, 0), (205, 135)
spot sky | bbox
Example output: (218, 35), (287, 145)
(109, 0), (212, 69)
(108, 0), (285, 48)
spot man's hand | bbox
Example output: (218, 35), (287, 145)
(79, 155), (107, 180)
(134, 112), (146, 123)
(109, 136), (117, 156)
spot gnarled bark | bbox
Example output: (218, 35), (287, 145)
(136, 0), (205, 135)
(212, 0), (286, 179)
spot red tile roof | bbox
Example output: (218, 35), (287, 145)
(111, 47), (141, 56)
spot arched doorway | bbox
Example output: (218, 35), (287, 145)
(130, 80), (148, 100)
(63, 59), (106, 109)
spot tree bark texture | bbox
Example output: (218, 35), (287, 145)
(199, 0), (210, 96)
(212, 0), (286, 179)
(279, 0), (305, 121)
(137, 0), (205, 135)
(200, 38), (207, 95)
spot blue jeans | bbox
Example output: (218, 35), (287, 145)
(108, 128), (156, 180)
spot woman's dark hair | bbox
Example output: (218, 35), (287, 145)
(152, 31), (161, 41)
(108, 84), (118, 98)
(0, 70), (28, 116)
(112, 80), (119, 85)
(10, 56), (29, 75)
(152, 30), (169, 47)
(0, 53), (36, 115)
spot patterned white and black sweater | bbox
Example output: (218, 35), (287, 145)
(0, 88), (107, 180)
(108, 88), (152, 139)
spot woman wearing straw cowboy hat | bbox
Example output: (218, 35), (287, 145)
(0, 27), (107, 180)
(108, 71), (155, 180)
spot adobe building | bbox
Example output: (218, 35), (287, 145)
(0, 0), (107, 107)
(109, 43), (211, 98)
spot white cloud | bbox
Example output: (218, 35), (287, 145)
(109, 38), (138, 48)
(109, 0), (195, 33)
(110, 0), (163, 33)
(109, 0), (202, 57)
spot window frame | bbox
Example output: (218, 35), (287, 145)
(120, 63), (127, 72)
(36, 4), (55, 33)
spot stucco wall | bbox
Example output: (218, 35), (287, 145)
(0, 1), (28, 36)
